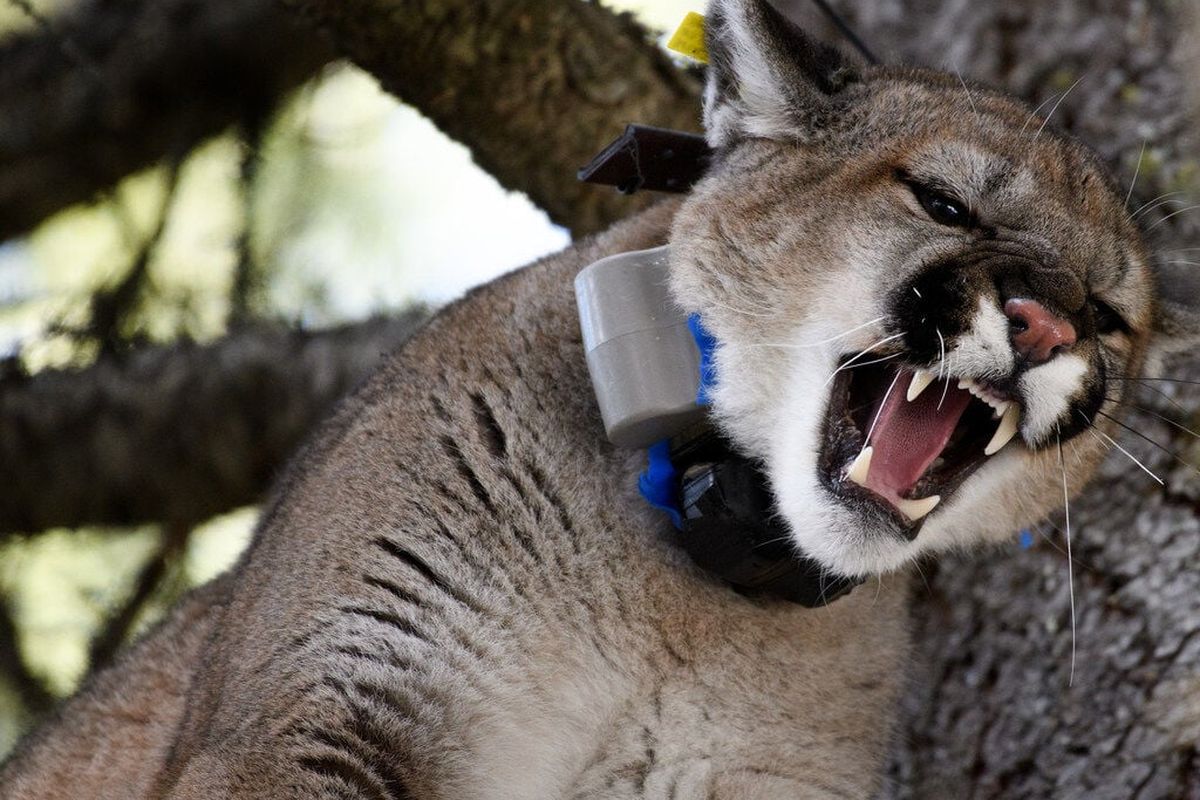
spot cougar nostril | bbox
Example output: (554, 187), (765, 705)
(1003, 298), (1077, 365)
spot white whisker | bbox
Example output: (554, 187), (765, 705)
(862, 369), (903, 449)
(1057, 438), (1077, 688)
(824, 333), (905, 386)
(1117, 402), (1200, 440)
(1082, 416), (1164, 485)
(752, 533), (793, 548)
(834, 352), (903, 376)
(747, 316), (886, 350)
(938, 353), (953, 411)
(1132, 191), (1185, 219)
(936, 328), (947, 380)
(912, 559), (934, 598)
(1124, 140), (1146, 208)
(1035, 75), (1084, 138)
(1028, 520), (1093, 570)
(1096, 408), (1200, 478)
(955, 70), (979, 119)
(1021, 92), (1062, 133)
(708, 300), (774, 318)
(817, 569), (833, 610)
(1146, 204), (1200, 231)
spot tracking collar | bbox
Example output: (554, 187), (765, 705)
(577, 124), (709, 195)
(644, 425), (862, 607)
(575, 247), (863, 607)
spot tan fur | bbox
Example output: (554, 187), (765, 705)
(2, 1), (1189, 797)
(3, 203), (911, 799)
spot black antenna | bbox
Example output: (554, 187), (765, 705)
(806, 0), (880, 65)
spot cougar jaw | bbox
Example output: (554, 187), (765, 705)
(819, 360), (1022, 538)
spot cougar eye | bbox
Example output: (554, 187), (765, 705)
(912, 184), (971, 228)
(1092, 298), (1130, 335)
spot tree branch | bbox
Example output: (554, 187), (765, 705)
(82, 158), (183, 354)
(0, 0), (333, 242)
(277, 0), (703, 235)
(0, 592), (54, 720)
(86, 521), (190, 674)
(0, 312), (426, 537)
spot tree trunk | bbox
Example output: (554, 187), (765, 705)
(0, 0), (333, 242)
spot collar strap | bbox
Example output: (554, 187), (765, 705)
(637, 316), (863, 607)
(650, 427), (862, 607)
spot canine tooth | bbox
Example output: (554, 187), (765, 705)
(896, 494), (941, 522)
(990, 399), (1011, 419)
(847, 446), (873, 485)
(907, 369), (936, 402)
(984, 403), (1021, 455)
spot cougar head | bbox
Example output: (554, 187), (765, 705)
(669, 0), (1200, 578)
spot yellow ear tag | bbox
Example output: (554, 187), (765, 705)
(666, 11), (708, 64)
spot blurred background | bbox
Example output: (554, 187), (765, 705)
(2, 1), (1199, 796)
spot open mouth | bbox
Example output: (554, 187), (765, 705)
(819, 360), (1022, 537)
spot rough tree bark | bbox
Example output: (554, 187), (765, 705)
(276, 0), (703, 235)
(0, 312), (424, 537)
(0, 0), (333, 242)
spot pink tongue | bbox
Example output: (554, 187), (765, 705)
(864, 370), (972, 505)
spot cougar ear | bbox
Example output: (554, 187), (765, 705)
(702, 0), (860, 148)
(1146, 261), (1200, 371)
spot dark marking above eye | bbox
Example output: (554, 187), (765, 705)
(982, 165), (1015, 195)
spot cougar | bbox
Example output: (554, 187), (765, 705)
(4, 1), (1197, 797)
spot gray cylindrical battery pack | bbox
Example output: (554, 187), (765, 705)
(575, 246), (705, 449)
